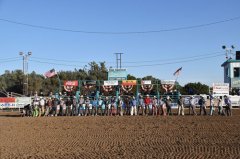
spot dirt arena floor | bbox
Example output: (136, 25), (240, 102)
(0, 109), (240, 159)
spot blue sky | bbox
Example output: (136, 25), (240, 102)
(0, 0), (239, 86)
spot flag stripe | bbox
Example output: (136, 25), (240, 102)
(44, 69), (57, 78)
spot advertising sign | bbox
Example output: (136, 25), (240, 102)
(0, 97), (16, 109)
(104, 80), (118, 86)
(231, 78), (240, 88)
(212, 83), (229, 96)
(108, 68), (127, 80)
(64, 80), (78, 86)
(141, 80), (151, 85)
(161, 80), (176, 85)
(64, 80), (79, 92)
(16, 97), (31, 108)
(122, 80), (137, 86)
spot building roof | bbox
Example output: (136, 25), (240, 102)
(221, 59), (240, 67)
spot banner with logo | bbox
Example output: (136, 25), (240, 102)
(122, 80), (137, 86)
(0, 97), (16, 109)
(64, 80), (79, 92)
(108, 68), (127, 80)
(104, 80), (118, 86)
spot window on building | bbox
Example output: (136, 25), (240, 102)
(234, 67), (240, 77)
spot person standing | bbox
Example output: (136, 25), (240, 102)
(130, 96), (137, 116)
(217, 96), (225, 116)
(71, 96), (78, 116)
(177, 96), (184, 115)
(39, 97), (45, 117)
(138, 95), (144, 115)
(85, 97), (91, 116)
(198, 96), (207, 115)
(97, 97), (104, 116)
(117, 96), (123, 116)
(144, 95), (151, 116)
(189, 96), (197, 115)
(224, 95), (232, 116)
(152, 96), (158, 116)
(78, 95), (85, 116)
(66, 97), (72, 116)
(91, 97), (98, 116)
(209, 98), (215, 116)
(165, 96), (172, 116)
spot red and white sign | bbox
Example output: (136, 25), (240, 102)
(64, 80), (78, 86)
(212, 83), (229, 96)
(0, 97), (16, 109)
(64, 80), (78, 92)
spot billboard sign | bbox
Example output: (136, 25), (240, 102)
(212, 83), (229, 96)
(108, 68), (127, 80)
(141, 80), (151, 85)
(0, 97), (16, 109)
(104, 80), (118, 86)
(122, 80), (137, 86)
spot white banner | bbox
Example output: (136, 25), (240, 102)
(161, 80), (176, 85)
(16, 97), (32, 108)
(104, 80), (118, 86)
(212, 83), (229, 96)
(141, 80), (151, 85)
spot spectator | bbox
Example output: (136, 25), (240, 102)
(224, 95), (232, 116)
(198, 96), (207, 115)
(130, 96), (137, 116)
(78, 95), (85, 116)
(144, 95), (151, 116)
(177, 96), (184, 116)
(165, 96), (172, 115)
(189, 96), (197, 115)
(138, 95), (144, 115)
(152, 96), (158, 116)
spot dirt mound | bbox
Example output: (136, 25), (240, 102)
(0, 110), (240, 159)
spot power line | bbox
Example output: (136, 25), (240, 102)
(29, 53), (224, 68)
(31, 56), (112, 64)
(0, 57), (21, 61)
(29, 59), (85, 67)
(124, 54), (224, 68)
(123, 52), (223, 63)
(0, 59), (22, 63)
(31, 51), (224, 64)
(0, 16), (239, 34)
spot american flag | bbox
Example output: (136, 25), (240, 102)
(44, 69), (57, 78)
(173, 67), (182, 76)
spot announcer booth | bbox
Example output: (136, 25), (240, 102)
(221, 51), (240, 94)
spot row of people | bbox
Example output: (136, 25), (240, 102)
(24, 94), (232, 117)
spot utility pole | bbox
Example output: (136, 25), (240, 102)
(115, 53), (123, 69)
(19, 52), (32, 96)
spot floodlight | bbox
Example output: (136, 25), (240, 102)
(222, 45), (226, 49)
(19, 52), (23, 56)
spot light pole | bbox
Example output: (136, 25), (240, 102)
(222, 45), (235, 59)
(19, 52), (32, 96)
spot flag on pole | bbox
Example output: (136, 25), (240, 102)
(44, 69), (57, 78)
(173, 67), (182, 76)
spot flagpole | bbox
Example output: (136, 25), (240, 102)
(56, 73), (61, 93)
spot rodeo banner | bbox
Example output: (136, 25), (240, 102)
(64, 80), (78, 92)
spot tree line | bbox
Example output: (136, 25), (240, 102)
(0, 61), (210, 96)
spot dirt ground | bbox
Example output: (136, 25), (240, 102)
(0, 109), (240, 159)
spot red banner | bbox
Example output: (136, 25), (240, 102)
(0, 97), (16, 102)
(64, 81), (78, 86)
